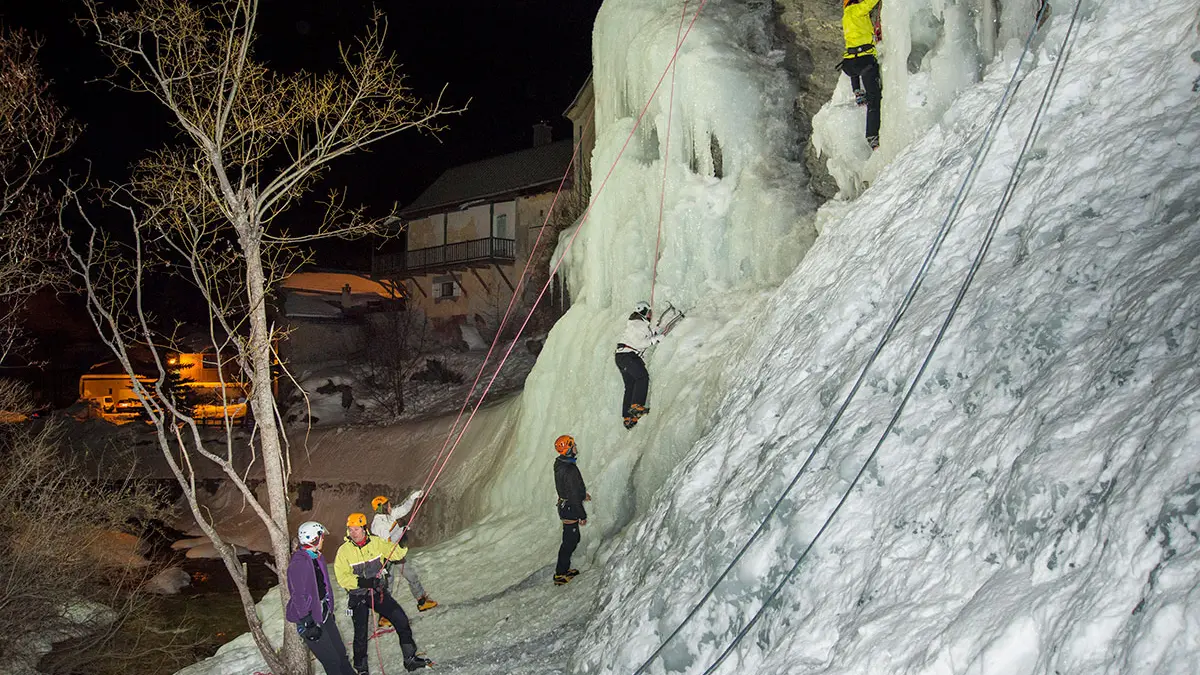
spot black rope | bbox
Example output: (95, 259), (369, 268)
(631, 6), (1054, 674)
(701, 1), (1085, 671)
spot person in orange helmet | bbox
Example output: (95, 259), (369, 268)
(369, 492), (438, 613)
(334, 512), (432, 672)
(552, 434), (590, 585)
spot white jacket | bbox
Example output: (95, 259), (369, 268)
(369, 490), (422, 544)
(615, 315), (661, 356)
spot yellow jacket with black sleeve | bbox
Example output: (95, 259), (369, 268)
(842, 0), (881, 58)
(333, 532), (407, 596)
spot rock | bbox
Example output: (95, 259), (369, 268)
(146, 567), (192, 595)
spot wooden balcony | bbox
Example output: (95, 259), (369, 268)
(372, 237), (517, 277)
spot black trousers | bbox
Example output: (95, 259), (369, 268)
(349, 590), (416, 672)
(842, 54), (882, 140)
(614, 352), (649, 416)
(305, 613), (355, 675)
(557, 522), (580, 575)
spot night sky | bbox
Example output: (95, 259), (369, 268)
(1, 0), (601, 402)
(3, 0), (602, 265)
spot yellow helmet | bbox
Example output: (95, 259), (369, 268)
(555, 435), (576, 455)
(346, 512), (368, 528)
(371, 496), (390, 512)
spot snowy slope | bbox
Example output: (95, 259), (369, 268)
(174, 0), (1200, 673)
(574, 0), (1200, 673)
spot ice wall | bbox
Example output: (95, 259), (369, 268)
(559, 0), (817, 311)
(572, 0), (1200, 672)
(433, 0), (821, 593)
(813, 0), (1041, 197)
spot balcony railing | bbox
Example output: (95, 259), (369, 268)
(373, 237), (516, 277)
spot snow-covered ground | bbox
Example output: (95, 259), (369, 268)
(177, 0), (1200, 673)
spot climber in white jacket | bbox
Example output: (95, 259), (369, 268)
(613, 301), (663, 429)
(370, 491), (438, 612)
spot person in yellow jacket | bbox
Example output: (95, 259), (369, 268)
(334, 513), (432, 672)
(839, 0), (882, 149)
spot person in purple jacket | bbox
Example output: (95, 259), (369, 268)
(286, 521), (354, 675)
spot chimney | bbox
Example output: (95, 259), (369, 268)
(341, 283), (352, 309)
(533, 121), (552, 147)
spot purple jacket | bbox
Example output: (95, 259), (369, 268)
(285, 547), (334, 624)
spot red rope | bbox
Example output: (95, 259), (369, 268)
(408, 0), (710, 529)
(371, 591), (387, 675)
(650, 0), (689, 313)
(408, 116), (595, 521)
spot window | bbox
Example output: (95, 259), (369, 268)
(495, 213), (509, 239)
(433, 275), (460, 302)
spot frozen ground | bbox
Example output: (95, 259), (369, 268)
(283, 345), (540, 428)
(175, 0), (1200, 673)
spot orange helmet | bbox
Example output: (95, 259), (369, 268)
(554, 435), (576, 455)
(346, 512), (368, 528)
(371, 496), (390, 512)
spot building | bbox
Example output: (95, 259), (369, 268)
(79, 349), (250, 422)
(373, 127), (575, 338)
(276, 270), (404, 363)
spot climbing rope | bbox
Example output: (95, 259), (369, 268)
(371, 591), (388, 675)
(632, 5), (1053, 673)
(408, 0), (712, 529)
(649, 0), (690, 313)
(700, 3), (1084, 672)
(408, 115), (594, 524)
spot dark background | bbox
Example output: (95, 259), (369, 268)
(0, 0), (602, 404)
(2, 0), (602, 266)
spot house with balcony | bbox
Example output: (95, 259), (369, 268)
(373, 126), (575, 338)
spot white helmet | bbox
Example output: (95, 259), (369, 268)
(297, 521), (327, 546)
(634, 301), (651, 317)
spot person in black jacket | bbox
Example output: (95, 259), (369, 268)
(552, 434), (590, 585)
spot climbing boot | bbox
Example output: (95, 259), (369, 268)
(378, 615), (392, 628)
(854, 88), (867, 106)
(553, 573), (572, 585)
(629, 404), (649, 419)
(564, 568), (580, 578)
(867, 135), (880, 150)
(416, 595), (438, 612)
(623, 416), (638, 430)
(401, 642), (434, 670)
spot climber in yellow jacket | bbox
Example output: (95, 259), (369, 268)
(334, 512), (432, 672)
(839, 0), (882, 149)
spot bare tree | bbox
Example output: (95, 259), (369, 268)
(0, 380), (169, 673)
(355, 309), (431, 419)
(65, 1), (464, 672)
(0, 29), (79, 362)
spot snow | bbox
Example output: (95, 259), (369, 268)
(175, 0), (1200, 673)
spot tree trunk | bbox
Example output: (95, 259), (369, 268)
(242, 222), (310, 675)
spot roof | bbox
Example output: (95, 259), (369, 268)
(564, 73), (594, 119)
(281, 271), (398, 298)
(400, 140), (574, 219)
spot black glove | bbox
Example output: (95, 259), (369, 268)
(358, 575), (382, 591)
(297, 615), (322, 642)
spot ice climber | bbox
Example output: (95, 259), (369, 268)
(839, 0), (883, 149)
(334, 512), (433, 672)
(614, 300), (663, 429)
(553, 434), (590, 585)
(285, 521), (355, 675)
(370, 492), (438, 613)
